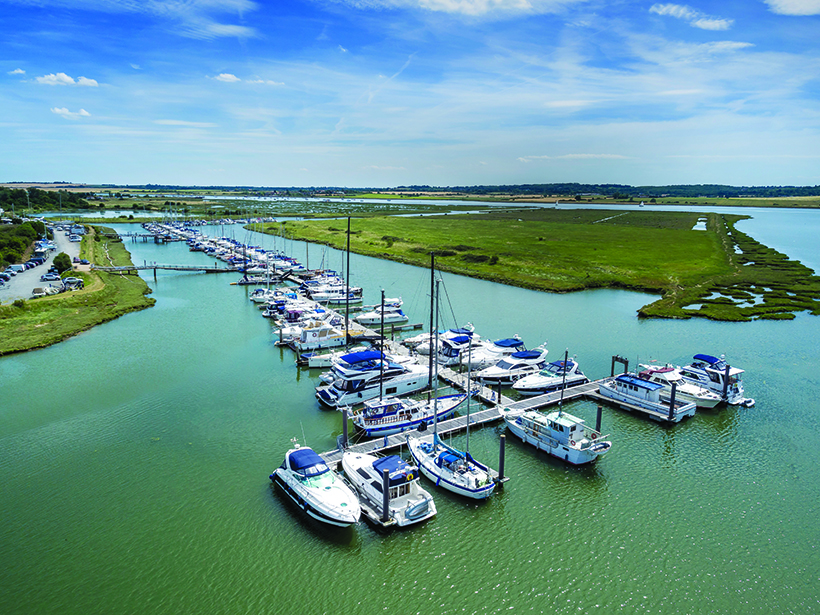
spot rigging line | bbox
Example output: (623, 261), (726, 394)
(439, 277), (459, 330)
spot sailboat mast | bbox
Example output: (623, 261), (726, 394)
(427, 253), (435, 397)
(379, 289), (385, 401)
(466, 340), (472, 453)
(433, 278), (440, 438)
(345, 216), (351, 347)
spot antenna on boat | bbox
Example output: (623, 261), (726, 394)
(300, 422), (307, 447)
(558, 348), (569, 413)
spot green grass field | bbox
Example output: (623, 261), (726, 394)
(267, 209), (820, 321)
(0, 227), (155, 355)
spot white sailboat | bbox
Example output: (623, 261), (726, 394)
(407, 270), (496, 499)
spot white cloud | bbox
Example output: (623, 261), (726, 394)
(339, 45), (348, 53)
(51, 107), (91, 119)
(765, 0), (820, 15)
(154, 119), (217, 127)
(131, 64), (141, 70)
(8, 68), (25, 75)
(36, 72), (99, 86)
(650, 3), (733, 30)
(214, 73), (241, 82)
(247, 79), (285, 85)
(322, 0), (585, 17)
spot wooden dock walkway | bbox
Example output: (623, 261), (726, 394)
(93, 264), (236, 274)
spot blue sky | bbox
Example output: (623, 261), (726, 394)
(2, 0), (819, 187)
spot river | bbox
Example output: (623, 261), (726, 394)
(1, 207), (818, 614)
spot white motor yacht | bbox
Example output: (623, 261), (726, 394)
(498, 408), (612, 465)
(638, 364), (721, 408)
(342, 452), (436, 527)
(512, 358), (589, 396)
(270, 444), (361, 527)
(474, 345), (548, 386)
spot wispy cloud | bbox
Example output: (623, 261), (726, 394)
(247, 79), (285, 85)
(51, 107), (91, 119)
(322, 0), (586, 18)
(214, 73), (241, 82)
(154, 119), (217, 127)
(1, 0), (260, 39)
(650, 4), (734, 30)
(518, 154), (630, 162)
(8, 68), (25, 75)
(36, 72), (99, 86)
(339, 44), (348, 53)
(765, 0), (820, 15)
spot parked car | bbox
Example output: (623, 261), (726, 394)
(80, 259), (90, 265)
(41, 272), (60, 281)
(73, 257), (80, 263)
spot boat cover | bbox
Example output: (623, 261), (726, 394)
(615, 374), (665, 390)
(341, 350), (383, 363)
(510, 350), (543, 360)
(693, 354), (720, 364)
(288, 448), (329, 477)
(449, 335), (471, 345)
(493, 338), (524, 348)
(435, 452), (461, 468)
(372, 455), (415, 485)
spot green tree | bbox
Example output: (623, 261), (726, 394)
(53, 252), (72, 273)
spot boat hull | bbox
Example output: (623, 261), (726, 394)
(270, 470), (360, 527)
(407, 438), (495, 499)
(500, 410), (611, 465)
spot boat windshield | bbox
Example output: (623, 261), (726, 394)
(289, 448), (330, 478)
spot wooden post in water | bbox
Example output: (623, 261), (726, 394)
(381, 468), (390, 523)
(498, 434), (506, 485)
(342, 408), (348, 449)
(668, 382), (677, 421)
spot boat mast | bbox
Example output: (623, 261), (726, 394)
(558, 348), (568, 416)
(433, 278), (440, 441)
(427, 253), (435, 398)
(466, 340), (472, 453)
(345, 216), (351, 347)
(379, 289), (385, 401)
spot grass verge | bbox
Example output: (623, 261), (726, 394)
(0, 226), (155, 355)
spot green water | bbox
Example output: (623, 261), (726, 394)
(2, 215), (819, 614)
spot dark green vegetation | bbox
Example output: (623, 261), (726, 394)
(0, 219), (46, 267)
(267, 209), (820, 321)
(0, 226), (155, 355)
(53, 252), (71, 273)
(0, 186), (90, 213)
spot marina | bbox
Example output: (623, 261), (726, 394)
(3, 207), (820, 615)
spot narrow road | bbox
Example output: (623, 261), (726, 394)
(0, 227), (82, 304)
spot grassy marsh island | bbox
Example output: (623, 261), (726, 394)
(0, 226), (155, 355)
(266, 209), (820, 321)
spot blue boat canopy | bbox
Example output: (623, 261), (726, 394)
(288, 448), (330, 477)
(693, 354), (720, 364)
(449, 335), (471, 345)
(372, 455), (416, 485)
(616, 374), (665, 390)
(341, 350), (383, 363)
(450, 328), (473, 336)
(511, 350), (543, 360)
(435, 452), (461, 468)
(493, 338), (524, 348)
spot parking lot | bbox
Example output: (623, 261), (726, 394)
(0, 227), (83, 304)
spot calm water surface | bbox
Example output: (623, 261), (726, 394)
(1, 212), (819, 614)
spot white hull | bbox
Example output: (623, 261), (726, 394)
(407, 437), (495, 499)
(499, 408), (611, 465)
(341, 452), (436, 527)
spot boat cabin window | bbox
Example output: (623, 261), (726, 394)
(386, 387), (397, 395)
(389, 484), (410, 499)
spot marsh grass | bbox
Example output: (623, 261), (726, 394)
(268, 210), (820, 321)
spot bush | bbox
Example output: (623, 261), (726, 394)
(53, 252), (72, 273)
